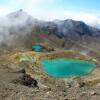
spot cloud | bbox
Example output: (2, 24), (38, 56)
(0, 0), (100, 28)
(0, 7), (10, 16)
(27, 9), (100, 28)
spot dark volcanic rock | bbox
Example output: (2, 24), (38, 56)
(21, 74), (38, 87)
(13, 73), (38, 87)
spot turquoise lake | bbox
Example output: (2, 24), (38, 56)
(40, 58), (96, 78)
(32, 44), (44, 52)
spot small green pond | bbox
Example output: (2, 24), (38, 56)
(32, 44), (44, 52)
(40, 58), (96, 78)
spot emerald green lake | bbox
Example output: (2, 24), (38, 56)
(32, 44), (44, 52)
(40, 58), (96, 78)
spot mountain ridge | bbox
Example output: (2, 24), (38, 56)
(0, 10), (100, 54)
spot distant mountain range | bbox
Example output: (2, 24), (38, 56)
(0, 10), (100, 55)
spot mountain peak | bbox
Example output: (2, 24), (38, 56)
(7, 9), (30, 19)
(65, 19), (74, 22)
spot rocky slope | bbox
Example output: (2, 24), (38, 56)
(0, 50), (100, 100)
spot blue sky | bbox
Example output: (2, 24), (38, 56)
(57, 0), (100, 11)
(0, 0), (99, 11)
(0, 0), (100, 26)
(0, 0), (99, 12)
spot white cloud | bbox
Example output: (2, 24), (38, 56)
(0, 0), (100, 28)
(0, 7), (10, 16)
(27, 9), (100, 27)
(8, 0), (56, 9)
